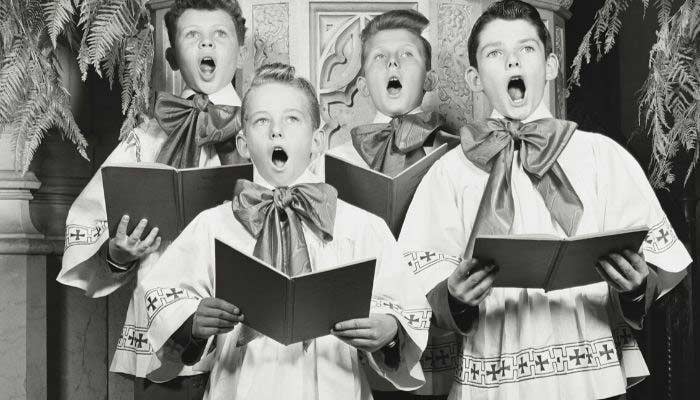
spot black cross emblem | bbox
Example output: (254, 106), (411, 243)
(166, 288), (184, 299)
(499, 360), (511, 377)
(434, 349), (451, 367)
(599, 344), (615, 361)
(535, 355), (549, 371)
(134, 333), (148, 348)
(517, 357), (529, 374)
(146, 296), (159, 311)
(420, 252), (436, 262)
(486, 363), (500, 381)
(406, 313), (422, 327)
(470, 364), (480, 380)
(128, 332), (136, 346)
(644, 234), (654, 245)
(70, 229), (85, 241)
(568, 348), (587, 366)
(618, 328), (633, 344)
(585, 348), (594, 365)
(656, 228), (671, 244)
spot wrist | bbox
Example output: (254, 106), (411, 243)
(108, 240), (137, 266)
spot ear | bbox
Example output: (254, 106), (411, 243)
(356, 76), (370, 97)
(236, 131), (250, 159)
(237, 46), (248, 69)
(423, 70), (437, 92)
(310, 126), (325, 156)
(545, 53), (559, 81)
(464, 66), (483, 93)
(165, 47), (179, 71)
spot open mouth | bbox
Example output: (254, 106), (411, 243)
(271, 147), (288, 169)
(199, 56), (216, 75)
(386, 76), (402, 96)
(507, 76), (526, 103)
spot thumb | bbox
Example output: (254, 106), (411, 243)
(457, 258), (479, 277)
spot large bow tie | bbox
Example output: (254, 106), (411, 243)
(461, 118), (583, 246)
(351, 111), (457, 177)
(231, 179), (337, 349)
(154, 91), (241, 168)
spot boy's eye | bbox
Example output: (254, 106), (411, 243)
(215, 29), (228, 38)
(373, 53), (386, 61)
(253, 118), (270, 126)
(400, 50), (413, 58)
(286, 115), (300, 124)
(184, 30), (199, 39)
(522, 46), (535, 53)
(486, 49), (501, 58)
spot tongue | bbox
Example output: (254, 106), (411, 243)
(508, 87), (524, 101)
(200, 64), (215, 74)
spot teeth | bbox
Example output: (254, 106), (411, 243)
(507, 77), (525, 102)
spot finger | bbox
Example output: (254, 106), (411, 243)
(607, 253), (638, 281)
(200, 298), (240, 315)
(334, 336), (374, 350)
(465, 271), (496, 304)
(115, 215), (130, 238)
(195, 316), (238, 329)
(622, 249), (648, 273)
(595, 261), (625, 292)
(331, 328), (376, 340)
(474, 287), (492, 304)
(193, 326), (235, 339)
(140, 227), (160, 248)
(129, 219), (148, 241)
(334, 318), (373, 331)
(457, 258), (480, 277)
(464, 264), (497, 288)
(145, 237), (162, 254)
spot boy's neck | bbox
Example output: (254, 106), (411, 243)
(253, 166), (321, 189)
(489, 99), (553, 123)
(373, 106), (423, 124)
(180, 83), (241, 106)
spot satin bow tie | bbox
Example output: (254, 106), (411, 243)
(351, 112), (458, 177)
(154, 91), (241, 168)
(461, 118), (583, 248)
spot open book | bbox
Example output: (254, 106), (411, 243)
(325, 143), (448, 237)
(472, 226), (649, 291)
(102, 162), (253, 242)
(214, 240), (376, 345)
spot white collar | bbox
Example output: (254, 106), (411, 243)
(253, 166), (322, 190)
(489, 99), (553, 123)
(180, 83), (241, 106)
(372, 106), (423, 124)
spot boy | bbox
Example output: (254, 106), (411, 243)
(327, 9), (457, 177)
(399, 1), (692, 399)
(139, 63), (431, 399)
(57, 0), (247, 396)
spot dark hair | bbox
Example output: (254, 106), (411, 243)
(467, 0), (552, 68)
(165, 0), (247, 47)
(241, 63), (322, 130)
(359, 9), (432, 74)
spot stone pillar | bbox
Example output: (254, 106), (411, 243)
(0, 132), (55, 400)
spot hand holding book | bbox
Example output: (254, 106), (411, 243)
(331, 313), (399, 353)
(108, 214), (161, 266)
(192, 297), (244, 340)
(447, 258), (498, 307)
(596, 249), (650, 295)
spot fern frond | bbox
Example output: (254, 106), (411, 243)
(43, 0), (75, 48)
(0, 37), (29, 122)
(604, 0), (629, 53)
(568, 29), (593, 89)
(20, 110), (56, 172)
(86, 0), (136, 74)
(102, 40), (123, 89)
(654, 0), (672, 26)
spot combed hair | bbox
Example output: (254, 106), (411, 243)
(467, 0), (551, 68)
(360, 9), (432, 74)
(165, 0), (247, 46)
(241, 63), (322, 130)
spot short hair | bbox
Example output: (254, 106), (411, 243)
(165, 0), (247, 47)
(241, 63), (322, 130)
(467, 0), (552, 68)
(360, 9), (432, 74)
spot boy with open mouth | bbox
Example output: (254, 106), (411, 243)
(58, 0), (248, 397)
(327, 9), (458, 179)
(400, 1), (691, 399)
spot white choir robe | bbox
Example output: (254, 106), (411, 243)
(140, 168), (431, 400)
(56, 84), (243, 380)
(398, 102), (692, 400)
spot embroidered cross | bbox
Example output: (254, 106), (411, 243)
(517, 357), (529, 374)
(599, 344), (615, 361)
(166, 288), (184, 299)
(406, 313), (422, 326)
(70, 230), (85, 241)
(499, 360), (511, 377)
(146, 296), (159, 312)
(656, 228), (671, 244)
(585, 348), (594, 364)
(618, 328), (633, 344)
(486, 363), (500, 381)
(535, 355), (549, 371)
(470, 364), (480, 380)
(128, 332), (136, 346)
(420, 252), (436, 262)
(134, 333), (148, 348)
(568, 348), (586, 366)
(434, 349), (451, 367)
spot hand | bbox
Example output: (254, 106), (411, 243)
(447, 258), (497, 306)
(596, 249), (649, 294)
(332, 313), (398, 353)
(192, 297), (244, 340)
(109, 215), (161, 265)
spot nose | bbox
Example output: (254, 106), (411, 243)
(270, 122), (283, 139)
(507, 53), (520, 69)
(387, 56), (398, 69)
(199, 37), (214, 49)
